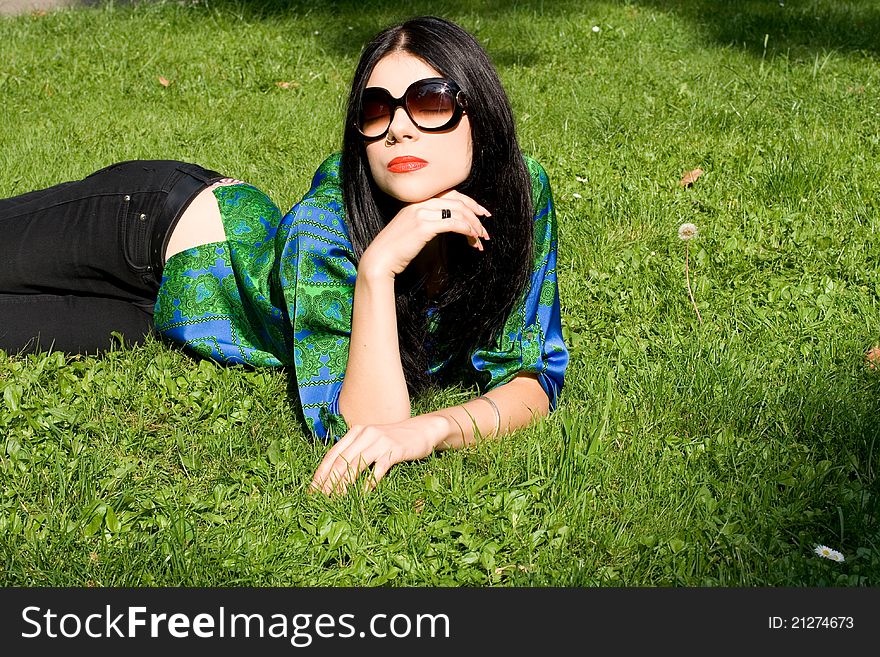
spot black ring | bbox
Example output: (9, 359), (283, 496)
(441, 208), (452, 219)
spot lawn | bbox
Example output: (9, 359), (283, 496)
(1, 0), (878, 586)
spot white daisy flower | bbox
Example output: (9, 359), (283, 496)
(573, 193), (582, 199)
(814, 545), (845, 562)
(592, 25), (601, 33)
(678, 223), (698, 241)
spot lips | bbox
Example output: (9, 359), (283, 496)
(387, 156), (428, 173)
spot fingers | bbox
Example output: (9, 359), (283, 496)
(311, 450), (364, 496)
(310, 428), (361, 492)
(437, 189), (492, 219)
(364, 457), (393, 494)
(415, 199), (490, 250)
(310, 427), (395, 496)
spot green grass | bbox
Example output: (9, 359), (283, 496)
(1, 0), (879, 586)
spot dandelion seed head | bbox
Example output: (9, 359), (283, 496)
(678, 223), (698, 241)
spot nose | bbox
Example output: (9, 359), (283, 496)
(385, 104), (418, 143)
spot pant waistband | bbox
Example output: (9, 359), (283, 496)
(149, 165), (224, 275)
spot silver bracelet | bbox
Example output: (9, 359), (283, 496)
(476, 395), (501, 437)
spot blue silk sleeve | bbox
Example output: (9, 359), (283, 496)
(277, 154), (354, 441)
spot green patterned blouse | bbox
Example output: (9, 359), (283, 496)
(155, 153), (568, 442)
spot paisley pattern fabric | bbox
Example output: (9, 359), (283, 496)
(155, 184), (291, 366)
(154, 154), (568, 443)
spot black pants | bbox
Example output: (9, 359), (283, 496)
(0, 160), (223, 355)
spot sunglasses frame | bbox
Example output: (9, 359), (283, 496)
(356, 77), (467, 140)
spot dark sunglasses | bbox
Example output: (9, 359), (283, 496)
(356, 77), (467, 140)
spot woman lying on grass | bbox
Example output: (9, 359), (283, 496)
(0, 16), (568, 494)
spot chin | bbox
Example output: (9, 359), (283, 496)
(383, 183), (447, 204)
(396, 190), (441, 203)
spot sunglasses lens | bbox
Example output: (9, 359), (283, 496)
(407, 83), (456, 129)
(358, 80), (461, 137)
(359, 89), (393, 138)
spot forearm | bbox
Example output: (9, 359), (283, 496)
(338, 272), (411, 424)
(425, 373), (551, 451)
(313, 374), (550, 495)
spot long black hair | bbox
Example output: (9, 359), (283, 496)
(341, 16), (534, 394)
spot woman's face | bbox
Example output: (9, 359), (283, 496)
(363, 52), (473, 204)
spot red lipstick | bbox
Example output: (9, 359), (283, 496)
(387, 156), (428, 173)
